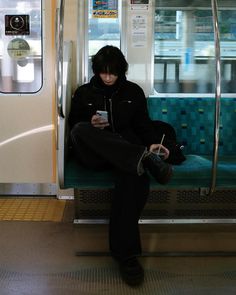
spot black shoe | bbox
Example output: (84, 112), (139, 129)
(119, 257), (144, 286)
(143, 152), (173, 184)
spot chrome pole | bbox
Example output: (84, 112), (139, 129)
(208, 0), (221, 195)
(56, 0), (65, 119)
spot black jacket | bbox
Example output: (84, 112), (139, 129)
(69, 75), (158, 147)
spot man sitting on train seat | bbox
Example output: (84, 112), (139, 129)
(69, 45), (173, 286)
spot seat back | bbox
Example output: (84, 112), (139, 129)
(148, 97), (236, 156)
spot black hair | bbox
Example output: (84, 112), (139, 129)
(92, 45), (128, 77)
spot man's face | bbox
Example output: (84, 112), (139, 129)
(99, 73), (118, 86)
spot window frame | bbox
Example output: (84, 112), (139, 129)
(0, 0), (43, 94)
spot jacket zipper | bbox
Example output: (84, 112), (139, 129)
(109, 98), (115, 132)
(104, 97), (107, 111)
(103, 89), (119, 133)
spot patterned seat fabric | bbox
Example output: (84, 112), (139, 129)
(148, 97), (236, 156)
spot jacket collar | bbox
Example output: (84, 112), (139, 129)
(90, 75), (126, 94)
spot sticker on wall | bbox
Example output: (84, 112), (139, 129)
(7, 38), (31, 60)
(92, 0), (118, 18)
(5, 15), (30, 35)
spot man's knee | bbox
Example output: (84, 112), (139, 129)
(71, 122), (92, 138)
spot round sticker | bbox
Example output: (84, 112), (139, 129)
(10, 16), (25, 31)
(7, 38), (30, 59)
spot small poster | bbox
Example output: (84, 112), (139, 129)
(131, 15), (147, 48)
(93, 0), (118, 18)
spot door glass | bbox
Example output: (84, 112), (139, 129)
(0, 0), (42, 93)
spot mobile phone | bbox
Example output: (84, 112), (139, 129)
(96, 110), (108, 121)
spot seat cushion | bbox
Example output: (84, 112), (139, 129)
(65, 157), (114, 189)
(64, 155), (236, 189)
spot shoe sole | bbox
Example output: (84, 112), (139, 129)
(120, 272), (144, 286)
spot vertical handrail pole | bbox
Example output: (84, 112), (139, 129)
(56, 0), (65, 119)
(208, 0), (221, 195)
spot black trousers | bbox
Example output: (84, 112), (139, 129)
(70, 122), (150, 260)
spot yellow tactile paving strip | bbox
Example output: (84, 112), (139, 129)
(0, 198), (66, 222)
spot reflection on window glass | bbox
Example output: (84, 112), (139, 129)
(154, 0), (236, 94)
(0, 0), (42, 93)
(88, 0), (120, 80)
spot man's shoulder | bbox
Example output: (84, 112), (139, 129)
(74, 82), (92, 96)
(75, 82), (91, 91)
(125, 79), (139, 88)
(124, 80), (145, 95)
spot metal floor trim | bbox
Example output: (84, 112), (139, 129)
(73, 218), (236, 224)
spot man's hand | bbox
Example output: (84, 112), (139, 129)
(91, 114), (110, 129)
(149, 144), (170, 160)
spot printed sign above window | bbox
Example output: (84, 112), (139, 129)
(92, 0), (118, 18)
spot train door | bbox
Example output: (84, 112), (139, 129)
(0, 0), (56, 193)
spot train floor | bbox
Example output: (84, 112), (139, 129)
(0, 197), (236, 295)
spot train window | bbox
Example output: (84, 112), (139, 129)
(154, 0), (236, 94)
(0, 0), (42, 93)
(87, 0), (120, 80)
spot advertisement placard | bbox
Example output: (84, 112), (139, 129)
(92, 0), (118, 18)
